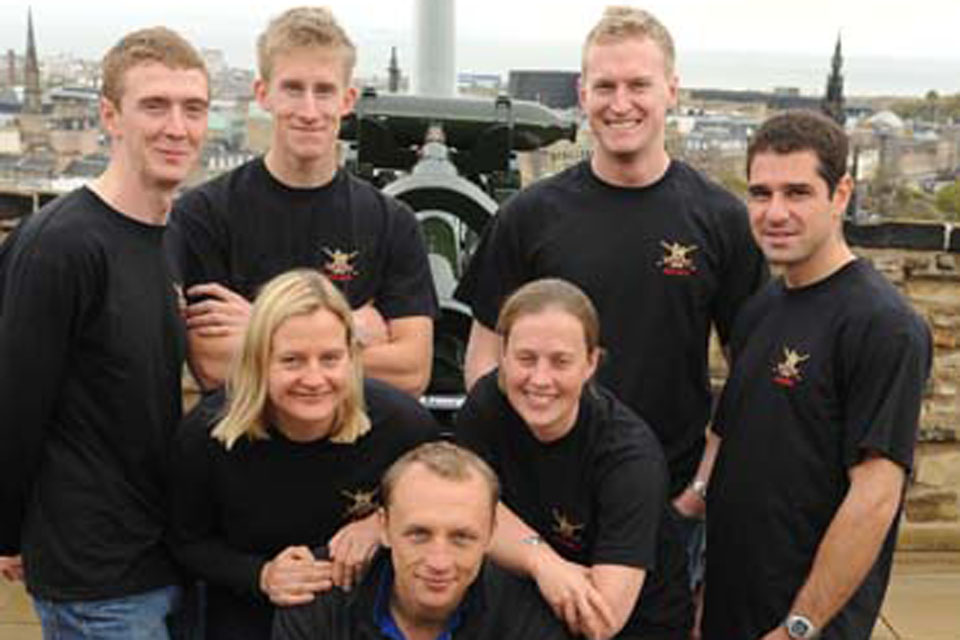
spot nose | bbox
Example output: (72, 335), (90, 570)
(423, 540), (454, 574)
(295, 92), (321, 121)
(765, 192), (790, 224)
(163, 106), (188, 138)
(528, 359), (552, 386)
(298, 360), (327, 387)
(610, 85), (631, 112)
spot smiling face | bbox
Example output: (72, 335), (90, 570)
(381, 463), (493, 629)
(101, 61), (208, 192)
(266, 308), (352, 441)
(580, 36), (677, 177)
(500, 307), (599, 443)
(747, 149), (852, 287)
(255, 46), (357, 175)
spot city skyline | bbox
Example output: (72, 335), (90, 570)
(1, 1), (960, 96)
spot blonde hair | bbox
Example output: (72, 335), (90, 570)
(381, 441), (500, 517)
(582, 6), (676, 77)
(212, 269), (369, 449)
(101, 27), (208, 107)
(257, 6), (356, 82)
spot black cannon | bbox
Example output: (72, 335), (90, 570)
(340, 88), (576, 419)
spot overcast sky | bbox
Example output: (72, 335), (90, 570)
(2, 0), (959, 91)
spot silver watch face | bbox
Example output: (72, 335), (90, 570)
(786, 615), (814, 638)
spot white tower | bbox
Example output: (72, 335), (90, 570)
(413, 0), (456, 97)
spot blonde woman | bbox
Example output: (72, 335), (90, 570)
(170, 269), (439, 640)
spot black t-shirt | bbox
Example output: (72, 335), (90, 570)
(170, 378), (441, 640)
(168, 158), (437, 318)
(703, 260), (932, 640)
(456, 373), (692, 638)
(273, 549), (573, 640)
(0, 187), (185, 600)
(455, 160), (767, 494)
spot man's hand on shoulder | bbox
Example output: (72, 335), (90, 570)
(183, 283), (252, 338)
(182, 282), (251, 389)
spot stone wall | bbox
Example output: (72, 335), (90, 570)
(817, 223), (960, 536)
(853, 234), (960, 536)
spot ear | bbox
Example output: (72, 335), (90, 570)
(341, 84), (358, 116)
(254, 77), (270, 112)
(99, 97), (120, 140)
(666, 73), (679, 109)
(578, 74), (588, 112)
(831, 173), (854, 220)
(585, 347), (600, 380)
(378, 507), (390, 548)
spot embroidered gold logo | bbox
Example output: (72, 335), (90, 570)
(322, 247), (359, 281)
(658, 240), (698, 276)
(550, 508), (585, 551)
(341, 488), (378, 521)
(773, 347), (810, 388)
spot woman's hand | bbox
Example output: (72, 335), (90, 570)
(328, 513), (381, 591)
(259, 545), (333, 606)
(530, 548), (616, 639)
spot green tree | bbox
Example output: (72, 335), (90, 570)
(936, 181), (960, 218)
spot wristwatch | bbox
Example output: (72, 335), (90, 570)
(784, 614), (819, 639)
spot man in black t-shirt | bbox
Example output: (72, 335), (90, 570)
(169, 7), (436, 395)
(455, 7), (766, 532)
(0, 29), (209, 638)
(703, 111), (932, 640)
(273, 441), (571, 640)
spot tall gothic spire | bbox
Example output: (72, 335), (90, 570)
(821, 33), (845, 126)
(24, 7), (42, 114)
(388, 46), (401, 93)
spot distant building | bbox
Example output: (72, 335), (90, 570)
(457, 72), (502, 96)
(508, 70), (579, 110)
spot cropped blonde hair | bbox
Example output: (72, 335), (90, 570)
(257, 6), (356, 82)
(212, 269), (369, 450)
(101, 26), (208, 107)
(582, 6), (676, 77)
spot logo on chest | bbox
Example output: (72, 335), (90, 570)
(549, 508), (586, 552)
(658, 240), (698, 276)
(772, 346), (810, 388)
(322, 247), (359, 282)
(341, 487), (378, 521)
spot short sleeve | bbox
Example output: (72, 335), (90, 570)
(710, 200), (768, 346)
(591, 420), (667, 569)
(167, 187), (231, 291)
(840, 308), (932, 471)
(373, 197), (438, 320)
(454, 374), (504, 473)
(454, 196), (530, 330)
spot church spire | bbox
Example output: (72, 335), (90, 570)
(24, 7), (42, 114)
(821, 33), (845, 126)
(388, 46), (401, 93)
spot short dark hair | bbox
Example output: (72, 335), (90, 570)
(747, 110), (849, 195)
